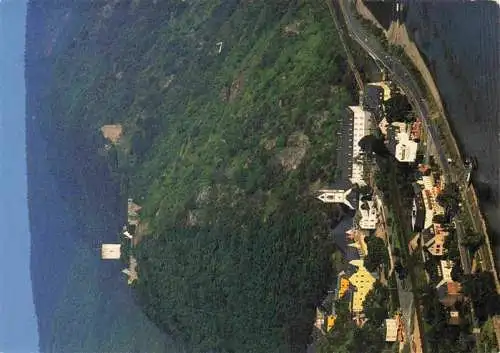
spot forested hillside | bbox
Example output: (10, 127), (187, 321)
(27, 0), (357, 352)
(25, 1), (184, 352)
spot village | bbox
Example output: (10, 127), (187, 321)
(310, 79), (496, 352)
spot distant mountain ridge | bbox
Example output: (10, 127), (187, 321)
(25, 1), (181, 352)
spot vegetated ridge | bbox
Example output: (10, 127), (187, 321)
(26, 0), (358, 352)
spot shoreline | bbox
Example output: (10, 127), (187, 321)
(355, 0), (499, 284)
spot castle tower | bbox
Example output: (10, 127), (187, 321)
(101, 244), (121, 260)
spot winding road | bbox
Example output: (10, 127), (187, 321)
(339, 0), (500, 287)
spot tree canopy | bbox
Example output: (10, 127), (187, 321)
(28, 0), (363, 351)
(364, 236), (389, 273)
(460, 230), (484, 253)
(27, 0), (379, 349)
(384, 93), (413, 122)
(436, 182), (461, 216)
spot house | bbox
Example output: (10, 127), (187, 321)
(315, 290), (338, 334)
(314, 309), (326, 332)
(337, 276), (352, 299)
(437, 281), (464, 308)
(436, 260), (454, 288)
(121, 256), (138, 285)
(358, 199), (378, 230)
(411, 183), (426, 232)
(410, 120), (422, 141)
(128, 198), (142, 215)
(433, 260), (463, 306)
(128, 198), (142, 225)
(385, 318), (398, 342)
(416, 174), (445, 229)
(348, 259), (376, 313)
(447, 310), (463, 326)
(422, 223), (449, 256)
(386, 122), (418, 163)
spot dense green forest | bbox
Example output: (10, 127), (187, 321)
(37, 0), (358, 351)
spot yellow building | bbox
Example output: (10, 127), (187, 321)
(314, 309), (336, 333)
(338, 277), (351, 299)
(326, 315), (336, 332)
(368, 82), (392, 101)
(348, 259), (376, 313)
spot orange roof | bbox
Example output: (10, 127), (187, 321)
(338, 278), (350, 298)
(447, 281), (462, 295)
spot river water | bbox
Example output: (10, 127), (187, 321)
(403, 1), (500, 265)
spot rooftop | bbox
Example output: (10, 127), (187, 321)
(348, 259), (376, 313)
(385, 318), (398, 342)
(333, 109), (355, 189)
(411, 183), (426, 232)
(436, 260), (454, 288)
(363, 84), (385, 122)
(317, 188), (359, 210)
(386, 122), (418, 163)
(358, 199), (378, 230)
(332, 217), (361, 262)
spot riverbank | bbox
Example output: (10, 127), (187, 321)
(402, 0), (500, 274)
(355, 0), (499, 280)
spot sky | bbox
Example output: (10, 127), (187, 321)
(0, 0), (40, 352)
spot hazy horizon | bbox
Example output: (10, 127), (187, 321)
(0, 0), (40, 352)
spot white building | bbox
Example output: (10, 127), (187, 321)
(358, 199), (378, 230)
(317, 106), (372, 209)
(436, 260), (454, 288)
(385, 318), (398, 342)
(101, 244), (121, 259)
(349, 105), (372, 186)
(386, 122), (418, 162)
(317, 188), (357, 210)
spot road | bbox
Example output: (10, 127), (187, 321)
(339, 0), (499, 287)
(371, 173), (414, 343)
